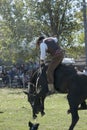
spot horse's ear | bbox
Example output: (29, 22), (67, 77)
(23, 91), (29, 95)
(28, 121), (33, 127)
(36, 123), (39, 128)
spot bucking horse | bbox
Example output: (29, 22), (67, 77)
(24, 63), (87, 130)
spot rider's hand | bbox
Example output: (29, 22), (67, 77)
(40, 60), (44, 65)
(40, 60), (45, 67)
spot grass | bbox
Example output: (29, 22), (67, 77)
(0, 88), (87, 130)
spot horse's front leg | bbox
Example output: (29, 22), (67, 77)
(40, 97), (45, 116)
(32, 105), (38, 119)
(32, 109), (37, 119)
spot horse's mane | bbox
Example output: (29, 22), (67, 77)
(30, 67), (40, 78)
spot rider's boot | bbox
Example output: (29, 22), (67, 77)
(48, 84), (55, 94)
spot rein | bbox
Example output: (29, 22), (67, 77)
(28, 82), (36, 88)
(31, 67), (42, 78)
(29, 67), (43, 94)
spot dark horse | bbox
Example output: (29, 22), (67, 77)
(24, 63), (87, 130)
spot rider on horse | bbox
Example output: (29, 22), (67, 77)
(36, 36), (64, 93)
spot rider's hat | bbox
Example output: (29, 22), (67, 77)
(36, 36), (45, 46)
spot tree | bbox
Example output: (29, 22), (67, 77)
(28, 0), (81, 43)
(27, 0), (84, 58)
(0, 0), (35, 63)
(0, 0), (84, 63)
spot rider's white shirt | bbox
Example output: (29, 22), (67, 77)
(40, 37), (58, 60)
(40, 42), (47, 60)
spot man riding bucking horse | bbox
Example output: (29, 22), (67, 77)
(36, 36), (64, 93)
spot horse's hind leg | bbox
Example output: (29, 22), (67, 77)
(80, 101), (87, 109)
(67, 101), (87, 114)
(69, 109), (79, 130)
(67, 95), (79, 130)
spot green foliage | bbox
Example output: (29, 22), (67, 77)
(0, 0), (85, 63)
(66, 46), (85, 58)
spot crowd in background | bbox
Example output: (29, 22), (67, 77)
(0, 61), (39, 88)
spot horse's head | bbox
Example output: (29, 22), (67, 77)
(24, 90), (43, 119)
(28, 121), (39, 130)
(24, 90), (36, 108)
(24, 65), (48, 119)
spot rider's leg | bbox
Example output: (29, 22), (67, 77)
(47, 53), (64, 93)
(48, 84), (55, 93)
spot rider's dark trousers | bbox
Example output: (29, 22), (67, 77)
(47, 51), (64, 84)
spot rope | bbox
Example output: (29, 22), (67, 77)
(27, 66), (44, 95)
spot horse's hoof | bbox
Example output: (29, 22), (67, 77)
(41, 111), (45, 116)
(33, 115), (37, 119)
(67, 109), (71, 114)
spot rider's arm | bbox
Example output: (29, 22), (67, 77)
(40, 42), (47, 64)
(44, 37), (58, 43)
(52, 37), (58, 43)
